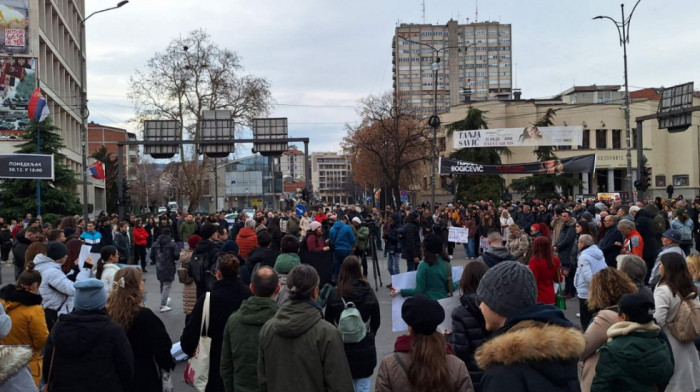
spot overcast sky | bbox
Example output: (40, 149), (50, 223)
(85, 0), (700, 155)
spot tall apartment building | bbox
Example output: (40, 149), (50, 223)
(280, 145), (306, 181)
(310, 152), (351, 204)
(393, 19), (512, 115)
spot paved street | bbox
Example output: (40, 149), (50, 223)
(1, 246), (581, 391)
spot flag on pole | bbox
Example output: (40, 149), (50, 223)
(27, 88), (50, 122)
(88, 161), (105, 180)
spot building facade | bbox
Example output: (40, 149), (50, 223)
(279, 145), (306, 181)
(310, 152), (351, 204)
(222, 155), (282, 211)
(393, 19), (512, 116)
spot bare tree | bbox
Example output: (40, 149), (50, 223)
(128, 29), (272, 211)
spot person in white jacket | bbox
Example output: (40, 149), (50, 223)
(95, 245), (120, 295)
(574, 234), (607, 329)
(33, 242), (75, 316)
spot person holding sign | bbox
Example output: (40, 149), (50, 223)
(391, 234), (457, 300)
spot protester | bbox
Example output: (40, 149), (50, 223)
(475, 231), (514, 268)
(527, 236), (561, 305)
(273, 235), (301, 276)
(392, 234), (457, 300)
(591, 292), (674, 392)
(382, 214), (402, 280)
(670, 208), (694, 255)
(113, 221), (131, 264)
(617, 254), (654, 301)
(95, 245), (120, 295)
(688, 253), (700, 291)
(12, 227), (39, 280)
(34, 242), (75, 320)
(376, 294), (474, 392)
(181, 254), (250, 392)
(304, 221), (329, 252)
(236, 219), (259, 259)
(574, 234), (607, 329)
(447, 260), (489, 392)
(0, 302), (37, 390)
(43, 279), (134, 392)
(351, 217), (371, 276)
(597, 215), (623, 267)
(329, 215), (356, 281)
(618, 219), (644, 258)
(258, 264), (354, 392)
(324, 256), (381, 392)
(553, 210), (577, 299)
(132, 220), (149, 272)
(505, 224), (530, 264)
(653, 252), (700, 390)
(650, 229), (685, 287)
(192, 224), (222, 298)
(579, 268), (638, 392)
(79, 222), (102, 254)
(179, 234), (201, 324)
(150, 227), (180, 312)
(241, 230), (280, 285)
(474, 261), (584, 391)
(106, 268), (174, 392)
(499, 210), (514, 239)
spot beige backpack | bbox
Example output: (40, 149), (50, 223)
(667, 292), (700, 343)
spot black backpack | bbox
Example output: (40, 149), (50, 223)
(188, 252), (206, 284)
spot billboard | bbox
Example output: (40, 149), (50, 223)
(0, 153), (53, 179)
(439, 154), (596, 176)
(0, 1), (30, 55)
(453, 126), (583, 148)
(0, 56), (35, 135)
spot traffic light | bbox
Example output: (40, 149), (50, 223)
(642, 166), (651, 191)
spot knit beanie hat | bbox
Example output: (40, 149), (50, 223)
(619, 292), (655, 324)
(199, 224), (217, 240)
(402, 294), (444, 335)
(0, 303), (11, 339)
(46, 241), (68, 261)
(73, 279), (107, 312)
(423, 233), (443, 254)
(221, 240), (239, 254)
(188, 234), (202, 249)
(310, 221), (322, 231)
(476, 261), (537, 319)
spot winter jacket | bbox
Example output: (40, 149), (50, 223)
(144, 224), (155, 248)
(592, 321), (674, 392)
(11, 232), (30, 271)
(33, 254), (74, 314)
(236, 227), (258, 259)
(97, 263), (119, 295)
(273, 253), (301, 275)
(132, 227), (148, 246)
(124, 307), (175, 392)
(80, 230), (102, 253)
(401, 219), (422, 262)
(220, 296), (279, 392)
(0, 285), (49, 386)
(179, 250), (197, 315)
(506, 233), (530, 263)
(634, 209), (659, 268)
(476, 246), (515, 268)
(580, 308), (618, 392)
(329, 221), (356, 252)
(382, 222), (401, 254)
(650, 245), (685, 287)
(475, 303), (585, 392)
(258, 300), (354, 392)
(447, 292), (488, 391)
(516, 212), (535, 234)
(554, 218), (577, 266)
(401, 256), (457, 300)
(113, 232), (130, 264)
(528, 256), (562, 305)
(305, 232), (325, 252)
(43, 310), (134, 392)
(96, 225), (113, 247)
(240, 247), (280, 285)
(670, 217), (693, 242)
(0, 345), (37, 392)
(181, 278), (251, 392)
(574, 245), (607, 299)
(191, 239), (222, 299)
(598, 225), (623, 267)
(178, 221), (197, 243)
(376, 334), (474, 392)
(150, 234), (180, 283)
(621, 229), (644, 258)
(355, 225), (370, 250)
(643, 204), (666, 247)
(324, 279), (381, 379)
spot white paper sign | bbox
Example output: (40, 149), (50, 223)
(75, 245), (98, 282)
(448, 227), (469, 244)
(437, 296), (461, 332)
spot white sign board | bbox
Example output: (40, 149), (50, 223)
(448, 227), (469, 244)
(453, 126), (583, 148)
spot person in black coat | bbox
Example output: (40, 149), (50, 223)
(598, 215), (624, 267)
(401, 212), (422, 272)
(446, 261), (489, 392)
(240, 231), (279, 285)
(632, 207), (659, 273)
(323, 256), (380, 384)
(43, 279), (134, 392)
(191, 224), (222, 299)
(106, 268), (174, 392)
(97, 216), (114, 247)
(180, 254), (251, 392)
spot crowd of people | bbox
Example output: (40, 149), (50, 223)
(0, 193), (698, 391)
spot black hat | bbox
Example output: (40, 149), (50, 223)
(46, 241), (68, 261)
(423, 233), (443, 254)
(401, 294), (444, 335)
(199, 224), (217, 240)
(619, 292), (655, 324)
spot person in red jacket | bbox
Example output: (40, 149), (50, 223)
(528, 236), (562, 305)
(132, 219), (149, 272)
(314, 208), (327, 223)
(236, 219), (259, 259)
(617, 219), (644, 259)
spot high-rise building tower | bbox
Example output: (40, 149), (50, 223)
(393, 19), (512, 115)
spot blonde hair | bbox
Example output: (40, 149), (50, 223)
(587, 268), (637, 311)
(687, 254), (700, 282)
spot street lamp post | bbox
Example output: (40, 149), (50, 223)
(594, 0), (641, 199)
(79, 1), (129, 221)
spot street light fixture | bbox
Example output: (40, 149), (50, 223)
(79, 1), (129, 221)
(593, 0), (641, 199)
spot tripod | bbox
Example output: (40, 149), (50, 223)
(367, 233), (383, 291)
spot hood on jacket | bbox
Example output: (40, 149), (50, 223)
(266, 300), (322, 338)
(603, 321), (672, 386)
(156, 234), (173, 247)
(580, 244), (604, 261)
(482, 246), (512, 261)
(237, 227), (256, 239)
(0, 284), (43, 309)
(460, 292), (486, 329)
(331, 221), (346, 231)
(642, 203), (660, 216)
(0, 345), (32, 384)
(237, 296), (279, 326)
(33, 253), (58, 269)
(563, 218), (577, 227)
(193, 239), (220, 255)
(52, 312), (112, 357)
(635, 208), (654, 220)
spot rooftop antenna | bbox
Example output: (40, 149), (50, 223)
(475, 0), (478, 22)
(422, 0), (425, 24)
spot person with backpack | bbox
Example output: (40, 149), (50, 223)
(150, 227), (180, 312)
(323, 256), (381, 392)
(191, 224), (222, 299)
(653, 252), (700, 390)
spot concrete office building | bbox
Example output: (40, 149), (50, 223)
(280, 145), (306, 181)
(310, 152), (351, 204)
(393, 19), (512, 115)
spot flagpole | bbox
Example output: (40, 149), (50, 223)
(36, 120), (41, 217)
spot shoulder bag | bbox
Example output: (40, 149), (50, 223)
(554, 267), (566, 310)
(183, 292), (211, 392)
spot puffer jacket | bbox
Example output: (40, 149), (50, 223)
(324, 279), (381, 379)
(178, 250), (197, 315)
(99, 264), (120, 295)
(150, 234), (180, 283)
(33, 254), (74, 314)
(574, 245), (607, 300)
(132, 227), (148, 246)
(0, 345), (37, 391)
(642, 204), (666, 247)
(580, 309), (618, 392)
(236, 227), (258, 259)
(554, 218), (577, 266)
(506, 233), (530, 264)
(447, 292), (488, 391)
(0, 284), (49, 386)
(329, 221), (356, 252)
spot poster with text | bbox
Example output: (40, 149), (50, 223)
(0, 1), (29, 55)
(439, 154), (596, 176)
(453, 126), (583, 148)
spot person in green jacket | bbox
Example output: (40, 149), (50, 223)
(273, 235), (301, 275)
(220, 266), (280, 392)
(258, 264), (354, 392)
(351, 217), (371, 277)
(592, 291), (674, 392)
(179, 215), (198, 246)
(391, 233), (457, 300)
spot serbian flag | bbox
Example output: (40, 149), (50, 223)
(27, 88), (50, 122)
(88, 161), (105, 180)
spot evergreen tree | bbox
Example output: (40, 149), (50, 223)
(0, 117), (82, 218)
(447, 107), (511, 202)
(91, 145), (119, 214)
(509, 108), (581, 199)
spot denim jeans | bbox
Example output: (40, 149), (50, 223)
(333, 249), (353, 281)
(353, 377), (371, 392)
(464, 237), (476, 258)
(387, 252), (400, 275)
(160, 281), (172, 307)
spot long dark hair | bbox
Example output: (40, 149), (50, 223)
(458, 261), (488, 294)
(337, 255), (366, 297)
(659, 252), (698, 298)
(576, 219), (592, 236)
(408, 332), (451, 392)
(96, 245), (118, 280)
(531, 236), (555, 268)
